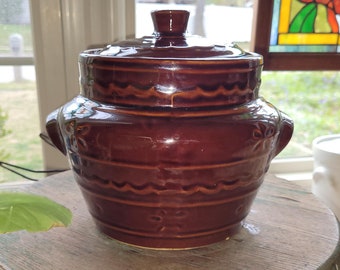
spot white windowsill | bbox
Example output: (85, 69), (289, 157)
(268, 157), (313, 189)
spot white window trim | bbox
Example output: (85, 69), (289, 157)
(269, 157), (313, 181)
(29, 0), (135, 170)
(0, 57), (33, 66)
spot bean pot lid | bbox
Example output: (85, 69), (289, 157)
(81, 10), (262, 64)
(79, 10), (263, 109)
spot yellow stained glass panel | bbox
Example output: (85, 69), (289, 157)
(278, 0), (291, 33)
(278, 33), (339, 45)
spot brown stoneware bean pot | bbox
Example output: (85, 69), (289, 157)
(46, 10), (293, 249)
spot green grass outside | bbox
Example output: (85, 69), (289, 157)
(0, 71), (339, 183)
(261, 71), (340, 157)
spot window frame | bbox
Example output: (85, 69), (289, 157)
(251, 0), (340, 71)
(0, 57), (33, 66)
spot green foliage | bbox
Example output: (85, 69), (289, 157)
(261, 71), (340, 157)
(0, 81), (42, 183)
(0, 107), (10, 160)
(0, 81), (71, 235)
(0, 192), (72, 234)
(0, 107), (10, 138)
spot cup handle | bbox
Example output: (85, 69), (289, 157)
(313, 166), (334, 186)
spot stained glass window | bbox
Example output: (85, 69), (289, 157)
(270, 0), (340, 53)
(251, 0), (340, 70)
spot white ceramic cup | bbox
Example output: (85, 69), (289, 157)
(312, 134), (340, 219)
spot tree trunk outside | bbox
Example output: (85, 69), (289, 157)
(194, 0), (205, 36)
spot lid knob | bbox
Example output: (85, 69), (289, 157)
(151, 10), (189, 37)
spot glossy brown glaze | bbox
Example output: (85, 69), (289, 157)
(46, 10), (293, 249)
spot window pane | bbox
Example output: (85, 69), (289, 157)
(0, 0), (43, 183)
(261, 71), (340, 158)
(0, 0), (33, 57)
(136, 0), (253, 46)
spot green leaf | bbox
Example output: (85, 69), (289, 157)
(290, 3), (317, 33)
(0, 192), (72, 234)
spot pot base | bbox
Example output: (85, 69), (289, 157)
(77, 174), (259, 250)
(95, 219), (242, 250)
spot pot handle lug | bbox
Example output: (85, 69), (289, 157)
(274, 112), (294, 157)
(44, 109), (67, 155)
